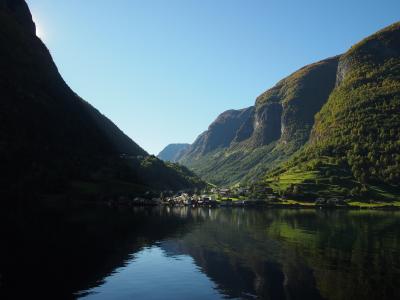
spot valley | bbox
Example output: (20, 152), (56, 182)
(159, 22), (400, 204)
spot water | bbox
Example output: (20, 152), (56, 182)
(1, 205), (400, 299)
(78, 246), (224, 300)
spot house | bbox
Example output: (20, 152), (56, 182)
(201, 195), (214, 201)
(219, 188), (231, 196)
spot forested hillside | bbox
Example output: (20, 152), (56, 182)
(267, 22), (400, 200)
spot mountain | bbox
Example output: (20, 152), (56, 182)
(158, 143), (190, 162)
(178, 22), (400, 200)
(179, 56), (339, 185)
(185, 107), (255, 157)
(0, 0), (203, 200)
(267, 22), (400, 200)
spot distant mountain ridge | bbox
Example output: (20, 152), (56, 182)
(0, 1), (203, 199)
(167, 22), (400, 200)
(158, 144), (190, 162)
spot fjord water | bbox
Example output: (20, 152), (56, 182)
(1, 206), (400, 299)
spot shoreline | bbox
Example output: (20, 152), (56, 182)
(28, 195), (400, 212)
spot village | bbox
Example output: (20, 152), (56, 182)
(105, 183), (356, 209)
(121, 185), (282, 208)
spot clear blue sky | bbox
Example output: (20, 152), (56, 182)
(26, 0), (399, 154)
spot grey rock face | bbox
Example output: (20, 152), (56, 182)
(185, 106), (254, 157)
(179, 56), (340, 184)
(335, 56), (351, 87)
(158, 144), (190, 162)
(241, 56), (340, 149)
(234, 109), (255, 143)
(252, 102), (283, 146)
(336, 25), (400, 87)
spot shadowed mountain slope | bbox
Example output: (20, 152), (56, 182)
(0, 1), (203, 199)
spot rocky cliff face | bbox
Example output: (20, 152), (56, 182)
(271, 22), (400, 199)
(251, 102), (283, 146)
(160, 22), (400, 189)
(253, 56), (340, 148)
(158, 143), (190, 162)
(183, 55), (339, 156)
(184, 106), (254, 158)
(178, 55), (340, 185)
(336, 23), (400, 88)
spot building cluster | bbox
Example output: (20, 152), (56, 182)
(162, 186), (278, 207)
(105, 185), (282, 208)
(163, 193), (218, 207)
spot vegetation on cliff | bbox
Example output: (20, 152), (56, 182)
(266, 22), (400, 201)
(171, 22), (400, 201)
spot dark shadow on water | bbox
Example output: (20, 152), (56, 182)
(0, 202), (192, 299)
(1, 204), (400, 300)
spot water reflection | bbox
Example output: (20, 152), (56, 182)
(1, 206), (400, 299)
(0, 205), (192, 299)
(79, 246), (226, 300)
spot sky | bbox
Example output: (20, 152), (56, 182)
(26, 0), (399, 155)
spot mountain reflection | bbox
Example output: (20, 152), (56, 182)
(1, 206), (400, 299)
(0, 204), (192, 299)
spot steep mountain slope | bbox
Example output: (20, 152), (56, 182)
(179, 56), (339, 185)
(267, 22), (400, 200)
(177, 21), (399, 201)
(0, 0), (203, 199)
(184, 107), (254, 158)
(158, 143), (190, 162)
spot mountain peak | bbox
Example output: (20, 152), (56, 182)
(0, 0), (36, 35)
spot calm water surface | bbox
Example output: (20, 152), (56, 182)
(1, 206), (400, 299)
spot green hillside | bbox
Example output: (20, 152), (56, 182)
(174, 22), (400, 202)
(266, 22), (400, 201)
(180, 56), (339, 186)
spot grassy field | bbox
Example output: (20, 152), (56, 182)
(271, 199), (400, 209)
(265, 163), (400, 202)
(279, 199), (316, 206)
(266, 169), (320, 191)
(217, 196), (243, 202)
(347, 201), (400, 208)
